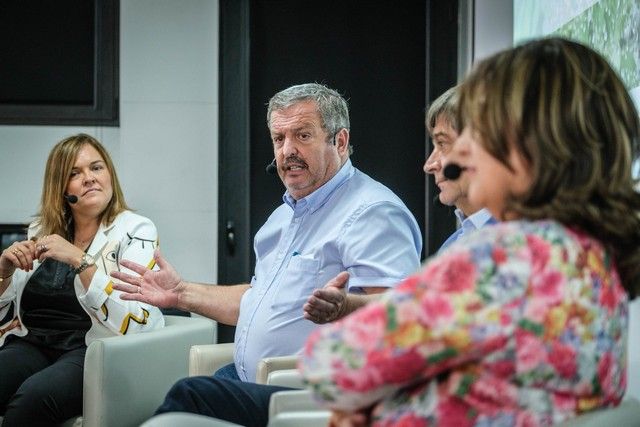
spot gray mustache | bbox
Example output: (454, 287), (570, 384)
(283, 157), (308, 168)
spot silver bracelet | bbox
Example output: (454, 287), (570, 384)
(74, 253), (96, 274)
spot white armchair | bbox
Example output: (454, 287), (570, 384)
(140, 345), (312, 427)
(79, 315), (217, 427)
(152, 344), (640, 426)
(50, 315), (215, 427)
(178, 300), (640, 426)
(188, 343), (300, 386)
(140, 397), (640, 427)
(557, 398), (640, 426)
(267, 394), (640, 427)
(1, 315), (217, 427)
(268, 390), (329, 427)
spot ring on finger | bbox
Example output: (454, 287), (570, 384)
(12, 249), (20, 256)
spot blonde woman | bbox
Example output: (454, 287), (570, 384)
(0, 134), (164, 425)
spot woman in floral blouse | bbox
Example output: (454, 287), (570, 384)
(300, 37), (640, 426)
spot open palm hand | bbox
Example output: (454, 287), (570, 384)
(111, 248), (181, 308)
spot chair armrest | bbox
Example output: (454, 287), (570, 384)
(269, 389), (322, 419)
(256, 355), (298, 384)
(189, 342), (235, 377)
(557, 398), (640, 426)
(267, 369), (304, 389)
(83, 315), (217, 427)
(268, 411), (331, 427)
(141, 412), (242, 426)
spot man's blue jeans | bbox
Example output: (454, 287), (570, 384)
(155, 363), (294, 427)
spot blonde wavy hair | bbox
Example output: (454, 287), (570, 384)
(458, 37), (640, 298)
(36, 134), (129, 240)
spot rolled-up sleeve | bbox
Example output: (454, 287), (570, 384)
(338, 201), (422, 291)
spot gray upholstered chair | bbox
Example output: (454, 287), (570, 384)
(78, 315), (217, 427)
(0, 315), (217, 427)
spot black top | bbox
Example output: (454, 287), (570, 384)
(20, 258), (92, 350)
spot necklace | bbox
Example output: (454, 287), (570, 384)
(74, 233), (96, 249)
(73, 222), (99, 249)
(75, 238), (92, 247)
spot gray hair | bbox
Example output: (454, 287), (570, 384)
(426, 86), (459, 134)
(267, 83), (350, 137)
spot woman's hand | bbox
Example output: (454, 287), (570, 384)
(1, 239), (37, 274)
(35, 234), (84, 268)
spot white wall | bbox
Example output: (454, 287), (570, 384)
(473, 0), (514, 62)
(458, 0), (513, 79)
(0, 0), (219, 283)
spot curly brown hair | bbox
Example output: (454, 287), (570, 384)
(458, 37), (640, 298)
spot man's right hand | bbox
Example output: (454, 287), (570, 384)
(111, 248), (181, 308)
(303, 271), (349, 324)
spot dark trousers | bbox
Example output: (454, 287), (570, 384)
(155, 363), (294, 427)
(0, 336), (86, 427)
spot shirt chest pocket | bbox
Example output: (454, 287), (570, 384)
(270, 256), (321, 310)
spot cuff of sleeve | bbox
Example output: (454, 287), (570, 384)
(0, 282), (18, 301)
(77, 271), (110, 310)
(0, 290), (16, 302)
(347, 276), (400, 292)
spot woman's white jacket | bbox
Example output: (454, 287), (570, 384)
(0, 210), (165, 346)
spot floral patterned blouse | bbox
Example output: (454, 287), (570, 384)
(300, 221), (628, 426)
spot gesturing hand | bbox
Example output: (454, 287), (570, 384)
(303, 271), (349, 324)
(110, 248), (181, 309)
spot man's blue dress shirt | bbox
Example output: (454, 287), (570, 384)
(234, 159), (422, 381)
(439, 207), (496, 252)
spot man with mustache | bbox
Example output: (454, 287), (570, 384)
(112, 83), (422, 426)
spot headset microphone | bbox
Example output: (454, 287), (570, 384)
(443, 163), (465, 180)
(64, 194), (79, 204)
(265, 159), (277, 175)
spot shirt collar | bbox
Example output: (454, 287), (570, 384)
(283, 159), (354, 212)
(454, 207), (495, 232)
